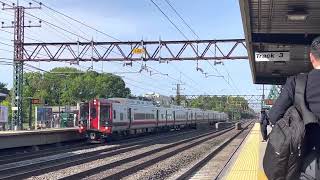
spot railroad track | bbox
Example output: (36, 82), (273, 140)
(0, 127), (197, 166)
(0, 124), (228, 180)
(171, 121), (253, 180)
(59, 127), (235, 180)
(0, 142), (95, 165)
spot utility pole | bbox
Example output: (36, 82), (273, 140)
(176, 83), (181, 106)
(173, 83), (185, 106)
(2, 3), (41, 130)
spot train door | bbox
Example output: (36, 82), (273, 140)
(173, 111), (176, 126)
(156, 110), (159, 127)
(203, 112), (205, 122)
(89, 100), (99, 129)
(186, 112), (188, 125)
(79, 102), (89, 128)
(128, 108), (132, 129)
(191, 112), (193, 124)
(165, 110), (168, 126)
(100, 103), (111, 129)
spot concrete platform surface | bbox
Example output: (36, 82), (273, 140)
(222, 123), (268, 180)
(0, 128), (84, 149)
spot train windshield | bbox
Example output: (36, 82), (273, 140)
(79, 103), (89, 125)
(100, 104), (111, 126)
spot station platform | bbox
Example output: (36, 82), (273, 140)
(0, 128), (84, 149)
(221, 123), (268, 180)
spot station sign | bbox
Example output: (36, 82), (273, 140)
(264, 99), (274, 105)
(31, 98), (41, 104)
(255, 51), (290, 62)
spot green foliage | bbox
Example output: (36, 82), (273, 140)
(0, 82), (9, 102)
(0, 82), (9, 95)
(186, 95), (255, 120)
(23, 67), (131, 106)
(268, 85), (280, 100)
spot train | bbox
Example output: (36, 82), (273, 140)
(78, 98), (229, 142)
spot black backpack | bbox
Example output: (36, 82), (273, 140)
(263, 74), (320, 180)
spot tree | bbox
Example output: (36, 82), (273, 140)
(188, 95), (255, 120)
(23, 67), (131, 106)
(0, 82), (9, 94)
(0, 82), (9, 102)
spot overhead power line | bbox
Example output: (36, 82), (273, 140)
(163, 0), (200, 39)
(157, 0), (241, 94)
(150, 0), (189, 40)
(30, 0), (121, 42)
(25, 12), (91, 41)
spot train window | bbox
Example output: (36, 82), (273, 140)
(113, 110), (116, 119)
(134, 113), (145, 120)
(80, 103), (89, 125)
(120, 113), (123, 120)
(100, 104), (110, 126)
(161, 114), (164, 119)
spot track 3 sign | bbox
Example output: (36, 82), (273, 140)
(255, 51), (290, 62)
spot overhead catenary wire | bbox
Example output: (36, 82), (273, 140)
(169, 63), (213, 94)
(163, 0), (200, 39)
(163, 0), (239, 91)
(155, 0), (241, 94)
(22, 1), (192, 88)
(24, 12), (91, 41)
(0, 37), (52, 59)
(1, 0), (201, 95)
(25, 2), (185, 87)
(1, 0), (160, 95)
(0, 28), (44, 42)
(30, 0), (121, 42)
(150, 0), (189, 40)
(34, 5), (92, 40)
(74, 63), (172, 95)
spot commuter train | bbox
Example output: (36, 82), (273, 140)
(78, 98), (228, 142)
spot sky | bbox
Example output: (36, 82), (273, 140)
(0, 0), (266, 104)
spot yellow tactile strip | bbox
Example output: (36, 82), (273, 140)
(225, 123), (267, 180)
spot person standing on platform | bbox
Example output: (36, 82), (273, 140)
(264, 37), (320, 179)
(260, 109), (269, 142)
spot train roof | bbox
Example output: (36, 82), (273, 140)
(108, 98), (155, 106)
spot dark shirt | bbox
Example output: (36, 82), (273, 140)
(260, 112), (269, 125)
(269, 69), (320, 124)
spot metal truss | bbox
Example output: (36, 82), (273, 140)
(21, 39), (247, 62)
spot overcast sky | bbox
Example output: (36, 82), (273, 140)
(0, 0), (265, 100)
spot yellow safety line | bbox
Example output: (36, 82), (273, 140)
(225, 123), (267, 180)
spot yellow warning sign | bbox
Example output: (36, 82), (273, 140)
(132, 48), (144, 54)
